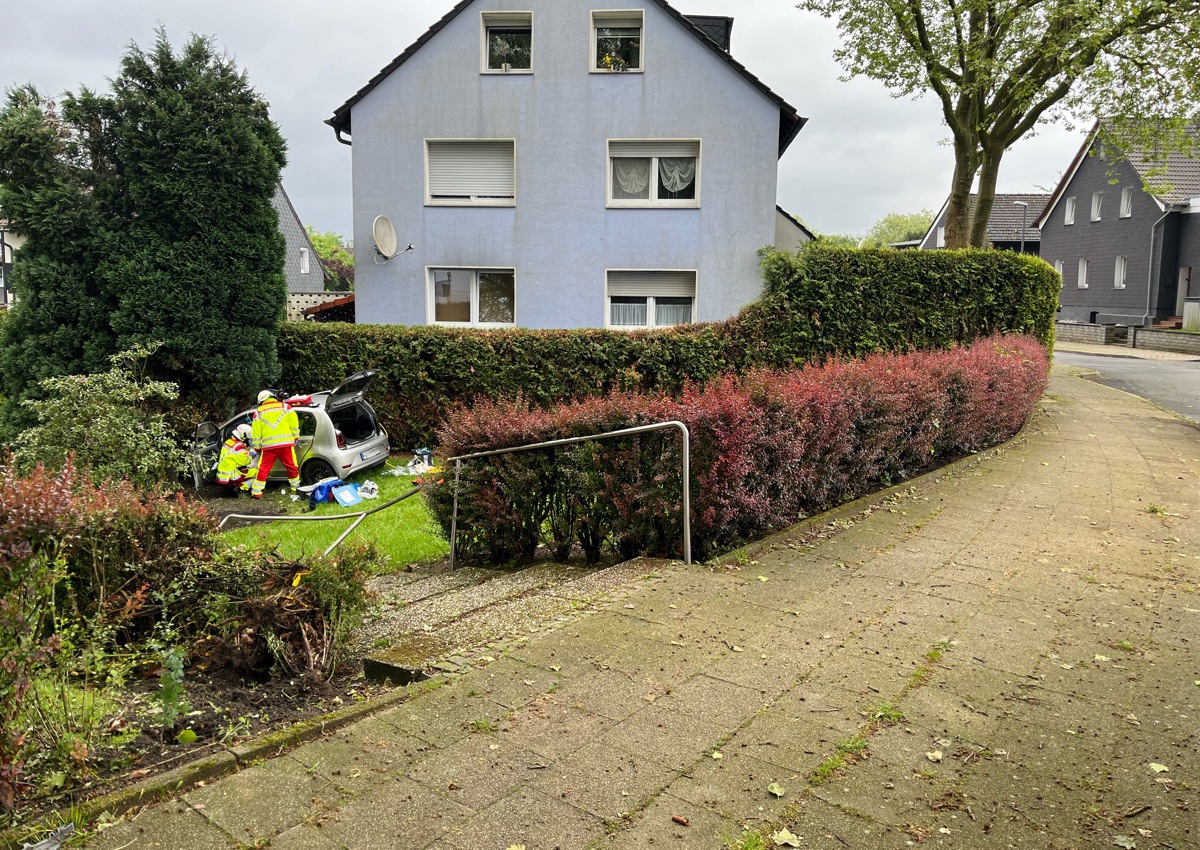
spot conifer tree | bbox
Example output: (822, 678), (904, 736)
(0, 30), (287, 421)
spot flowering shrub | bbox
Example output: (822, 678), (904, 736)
(424, 336), (1050, 564)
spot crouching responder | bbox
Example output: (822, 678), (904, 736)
(216, 424), (258, 495)
(250, 390), (301, 499)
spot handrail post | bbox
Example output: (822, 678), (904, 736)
(679, 423), (691, 565)
(449, 458), (462, 570)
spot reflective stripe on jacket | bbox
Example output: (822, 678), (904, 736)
(216, 438), (253, 483)
(252, 399), (299, 450)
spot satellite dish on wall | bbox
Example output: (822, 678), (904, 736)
(372, 215), (398, 260)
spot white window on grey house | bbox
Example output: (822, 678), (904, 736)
(608, 140), (699, 207)
(1091, 191), (1103, 222)
(482, 12), (532, 72)
(430, 268), (516, 326)
(426, 140), (515, 206)
(1064, 196), (1076, 225)
(593, 10), (643, 72)
(1114, 256), (1127, 289)
(1120, 187), (1134, 218)
(606, 270), (696, 329)
(936, 226), (945, 248)
(299, 247), (310, 274)
(1077, 258), (1089, 289)
(1053, 259), (1064, 285)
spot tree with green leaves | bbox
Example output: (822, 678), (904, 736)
(0, 30), (286, 422)
(862, 210), (934, 247)
(814, 232), (863, 248)
(797, 0), (1200, 248)
(305, 226), (355, 292)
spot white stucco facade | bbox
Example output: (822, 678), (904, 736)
(335, 0), (802, 329)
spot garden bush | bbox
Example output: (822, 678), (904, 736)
(278, 246), (1059, 450)
(0, 454), (377, 810)
(423, 335), (1050, 564)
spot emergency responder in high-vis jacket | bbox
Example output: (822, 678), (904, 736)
(216, 424), (258, 494)
(250, 390), (301, 498)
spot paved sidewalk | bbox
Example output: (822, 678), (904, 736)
(89, 366), (1200, 849)
(1054, 339), (1200, 361)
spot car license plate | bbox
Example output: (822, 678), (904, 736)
(360, 446), (384, 462)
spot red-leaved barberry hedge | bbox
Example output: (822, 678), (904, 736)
(423, 335), (1049, 564)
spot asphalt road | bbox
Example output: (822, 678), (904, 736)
(1054, 350), (1200, 422)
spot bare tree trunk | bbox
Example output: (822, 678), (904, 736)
(971, 148), (1004, 248)
(944, 136), (979, 249)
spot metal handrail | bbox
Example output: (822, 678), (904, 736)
(217, 485), (423, 558)
(445, 420), (691, 566)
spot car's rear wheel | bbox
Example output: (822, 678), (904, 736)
(301, 459), (336, 486)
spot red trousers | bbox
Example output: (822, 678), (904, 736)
(252, 445), (299, 496)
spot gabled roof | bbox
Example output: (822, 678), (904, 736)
(776, 205), (815, 241)
(1034, 120), (1200, 229)
(326, 0), (805, 156)
(921, 192), (1050, 247)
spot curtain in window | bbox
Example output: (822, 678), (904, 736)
(655, 299), (692, 327)
(658, 158), (695, 193)
(614, 159), (650, 197)
(611, 300), (647, 326)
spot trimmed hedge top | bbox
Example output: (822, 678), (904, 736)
(278, 246), (1058, 449)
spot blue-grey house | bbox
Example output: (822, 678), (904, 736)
(918, 193), (1049, 255)
(1035, 122), (1200, 327)
(327, 0), (806, 329)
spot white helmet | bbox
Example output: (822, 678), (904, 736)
(233, 424), (252, 442)
(257, 390), (275, 404)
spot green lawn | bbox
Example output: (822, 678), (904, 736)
(221, 461), (449, 569)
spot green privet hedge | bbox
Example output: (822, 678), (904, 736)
(278, 246), (1058, 450)
(423, 336), (1051, 564)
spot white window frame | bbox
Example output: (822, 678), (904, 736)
(1077, 258), (1089, 289)
(591, 10), (644, 73)
(605, 269), (696, 330)
(1120, 187), (1134, 218)
(299, 247), (310, 275)
(1114, 256), (1127, 289)
(425, 139), (516, 207)
(936, 226), (945, 248)
(607, 140), (701, 208)
(1091, 191), (1103, 222)
(1053, 259), (1064, 286)
(481, 11), (533, 74)
(427, 266), (517, 327)
(1064, 196), (1076, 226)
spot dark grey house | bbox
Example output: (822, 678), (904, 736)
(272, 185), (326, 294)
(1036, 122), (1200, 327)
(918, 193), (1049, 254)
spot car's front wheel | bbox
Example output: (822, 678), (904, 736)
(301, 459), (336, 486)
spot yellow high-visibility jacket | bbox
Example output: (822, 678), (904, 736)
(216, 438), (255, 483)
(251, 399), (299, 450)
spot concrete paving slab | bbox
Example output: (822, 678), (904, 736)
(603, 702), (731, 771)
(498, 695), (616, 761)
(404, 733), (546, 811)
(87, 802), (236, 850)
(663, 748), (797, 825)
(307, 775), (475, 849)
(598, 790), (743, 848)
(183, 756), (337, 845)
(770, 795), (916, 848)
(425, 788), (608, 850)
(527, 740), (678, 821)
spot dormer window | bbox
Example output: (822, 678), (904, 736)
(593, 11), (643, 72)
(482, 12), (532, 73)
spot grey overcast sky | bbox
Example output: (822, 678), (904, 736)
(3, 0), (1083, 240)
